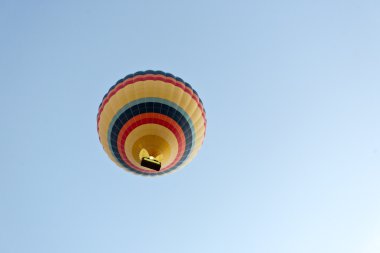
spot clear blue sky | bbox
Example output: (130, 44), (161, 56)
(1, 1), (380, 252)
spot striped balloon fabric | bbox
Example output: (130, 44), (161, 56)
(97, 70), (207, 176)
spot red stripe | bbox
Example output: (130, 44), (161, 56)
(116, 113), (186, 174)
(96, 74), (206, 131)
(121, 118), (185, 171)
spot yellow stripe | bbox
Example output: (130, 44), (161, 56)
(98, 80), (206, 162)
(124, 124), (178, 169)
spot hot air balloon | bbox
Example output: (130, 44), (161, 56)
(97, 70), (207, 176)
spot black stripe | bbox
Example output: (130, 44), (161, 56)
(98, 70), (204, 109)
(109, 102), (193, 175)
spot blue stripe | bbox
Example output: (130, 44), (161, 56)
(107, 98), (195, 176)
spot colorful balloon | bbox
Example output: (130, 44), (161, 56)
(97, 70), (207, 176)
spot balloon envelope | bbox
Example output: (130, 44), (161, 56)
(97, 70), (207, 176)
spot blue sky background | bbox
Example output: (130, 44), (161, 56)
(1, 1), (380, 252)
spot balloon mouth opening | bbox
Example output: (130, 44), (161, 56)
(141, 157), (162, 171)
